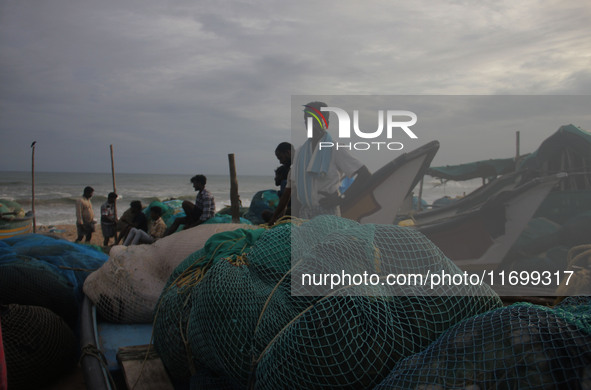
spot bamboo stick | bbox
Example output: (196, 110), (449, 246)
(110, 144), (118, 220)
(515, 130), (520, 161)
(110, 145), (117, 193)
(228, 154), (240, 223)
(31, 141), (36, 233)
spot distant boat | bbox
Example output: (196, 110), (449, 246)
(0, 199), (33, 240)
(341, 140), (440, 224)
(0, 215), (33, 239)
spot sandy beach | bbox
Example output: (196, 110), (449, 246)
(37, 224), (113, 252)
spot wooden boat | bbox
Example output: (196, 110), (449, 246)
(341, 140), (440, 224)
(399, 170), (527, 226)
(0, 214), (33, 239)
(417, 174), (564, 272)
(80, 296), (172, 390)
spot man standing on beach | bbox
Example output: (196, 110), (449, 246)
(75, 186), (95, 243)
(269, 101), (370, 223)
(100, 192), (118, 246)
(165, 174), (215, 235)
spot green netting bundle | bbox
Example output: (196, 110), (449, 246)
(253, 221), (502, 390)
(375, 296), (591, 390)
(153, 215), (502, 389)
(153, 227), (267, 381)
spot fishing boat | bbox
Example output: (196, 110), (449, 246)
(80, 296), (170, 390)
(417, 173), (565, 273)
(0, 199), (33, 240)
(403, 124), (591, 274)
(0, 215), (33, 239)
(341, 140), (440, 224)
(399, 169), (527, 226)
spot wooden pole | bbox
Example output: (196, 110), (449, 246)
(228, 154), (240, 223)
(515, 131), (520, 161)
(110, 145), (117, 193)
(110, 145), (118, 219)
(31, 141), (37, 233)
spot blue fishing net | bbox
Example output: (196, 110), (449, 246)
(0, 234), (108, 329)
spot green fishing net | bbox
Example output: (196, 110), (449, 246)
(375, 296), (591, 390)
(153, 215), (502, 389)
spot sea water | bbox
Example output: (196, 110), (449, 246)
(0, 171), (482, 226)
(0, 171), (273, 226)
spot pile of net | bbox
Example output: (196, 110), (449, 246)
(0, 234), (108, 329)
(1, 303), (78, 389)
(375, 296), (591, 389)
(0, 199), (27, 219)
(153, 215), (502, 389)
(146, 200), (253, 230)
(145, 200), (186, 228)
(83, 223), (256, 323)
(0, 234), (107, 388)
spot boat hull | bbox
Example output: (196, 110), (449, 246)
(418, 174), (563, 273)
(341, 140), (440, 224)
(0, 217), (33, 239)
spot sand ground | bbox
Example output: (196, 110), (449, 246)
(37, 223), (117, 253)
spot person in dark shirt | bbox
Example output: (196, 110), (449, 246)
(115, 200), (147, 244)
(165, 174), (216, 236)
(274, 142), (294, 198)
(100, 192), (118, 246)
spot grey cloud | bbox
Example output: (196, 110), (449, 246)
(1, 0), (591, 175)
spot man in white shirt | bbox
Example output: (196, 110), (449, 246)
(270, 101), (370, 222)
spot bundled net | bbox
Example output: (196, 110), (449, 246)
(153, 227), (268, 383)
(144, 200), (185, 228)
(0, 234), (108, 329)
(1, 303), (78, 389)
(154, 215), (502, 389)
(375, 296), (591, 390)
(83, 223), (256, 323)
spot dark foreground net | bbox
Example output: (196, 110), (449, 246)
(375, 296), (591, 390)
(0, 234), (107, 329)
(1, 304), (78, 390)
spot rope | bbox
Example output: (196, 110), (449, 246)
(80, 343), (117, 389)
(58, 265), (99, 272)
(567, 244), (591, 268)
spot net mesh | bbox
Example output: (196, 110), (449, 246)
(0, 303), (78, 389)
(83, 223), (256, 323)
(375, 296), (591, 390)
(153, 215), (503, 389)
(0, 234), (108, 330)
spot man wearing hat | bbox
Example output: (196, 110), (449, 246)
(75, 186), (95, 243)
(100, 192), (118, 246)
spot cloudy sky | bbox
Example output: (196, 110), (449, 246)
(1, 0), (590, 175)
